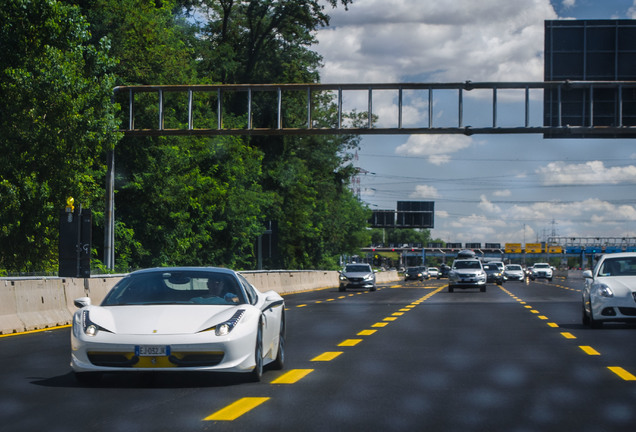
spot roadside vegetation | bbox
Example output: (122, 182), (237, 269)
(0, 0), (416, 274)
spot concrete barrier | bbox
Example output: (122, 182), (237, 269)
(0, 280), (24, 334)
(14, 278), (71, 331)
(0, 269), (401, 335)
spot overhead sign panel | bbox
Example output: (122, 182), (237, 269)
(505, 243), (522, 253)
(526, 243), (543, 253)
(544, 20), (636, 138)
(396, 201), (434, 228)
(369, 210), (395, 228)
(369, 202), (434, 228)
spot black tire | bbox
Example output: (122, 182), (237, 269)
(250, 324), (263, 382)
(369, 286), (377, 292)
(271, 314), (285, 371)
(448, 285), (454, 293)
(582, 302), (590, 326)
(338, 285), (345, 292)
(589, 309), (603, 329)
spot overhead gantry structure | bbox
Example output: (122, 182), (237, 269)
(103, 81), (636, 269)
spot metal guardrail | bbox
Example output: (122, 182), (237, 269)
(113, 81), (636, 137)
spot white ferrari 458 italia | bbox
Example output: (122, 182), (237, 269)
(582, 253), (636, 328)
(71, 267), (285, 383)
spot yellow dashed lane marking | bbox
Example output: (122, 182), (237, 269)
(357, 329), (377, 336)
(579, 345), (601, 356)
(608, 367), (636, 381)
(312, 352), (343, 361)
(499, 285), (636, 382)
(271, 369), (313, 384)
(204, 397), (269, 421)
(339, 339), (363, 347)
(383, 317), (397, 322)
(372, 322), (389, 328)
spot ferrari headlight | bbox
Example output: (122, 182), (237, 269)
(214, 309), (245, 336)
(80, 310), (109, 337)
(596, 284), (614, 298)
(364, 274), (374, 281)
(339, 275), (347, 281)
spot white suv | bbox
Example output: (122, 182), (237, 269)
(448, 259), (487, 292)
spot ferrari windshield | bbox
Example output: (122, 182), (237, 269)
(102, 270), (247, 306)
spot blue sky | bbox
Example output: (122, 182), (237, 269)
(314, 0), (636, 245)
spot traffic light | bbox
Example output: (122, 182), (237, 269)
(59, 198), (92, 278)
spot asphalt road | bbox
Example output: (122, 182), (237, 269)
(2, 276), (636, 432)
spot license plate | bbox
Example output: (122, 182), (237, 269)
(135, 345), (170, 357)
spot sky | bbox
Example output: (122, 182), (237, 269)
(313, 0), (636, 246)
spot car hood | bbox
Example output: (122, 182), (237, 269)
(85, 304), (241, 334)
(342, 271), (373, 278)
(452, 268), (483, 274)
(598, 276), (636, 294)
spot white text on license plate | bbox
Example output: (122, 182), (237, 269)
(136, 345), (170, 356)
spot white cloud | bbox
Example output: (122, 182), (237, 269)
(493, 189), (511, 197)
(316, 0), (556, 83)
(395, 135), (473, 165)
(537, 161), (636, 185)
(410, 185), (440, 199)
(436, 210), (449, 218)
(479, 195), (502, 213)
(562, 0), (576, 8)
(629, 1), (636, 18)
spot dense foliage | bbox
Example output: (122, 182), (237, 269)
(0, 0), (120, 273)
(1, 0), (390, 273)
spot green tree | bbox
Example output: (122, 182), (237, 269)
(0, 0), (120, 272)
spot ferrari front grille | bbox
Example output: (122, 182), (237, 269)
(618, 307), (636, 316)
(88, 353), (139, 367)
(169, 353), (224, 367)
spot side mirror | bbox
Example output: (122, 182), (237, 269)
(73, 297), (91, 308)
(582, 270), (593, 279)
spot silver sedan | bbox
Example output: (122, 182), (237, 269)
(582, 253), (636, 328)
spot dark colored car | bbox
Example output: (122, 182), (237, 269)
(404, 266), (426, 281)
(483, 263), (504, 285)
(437, 264), (450, 279)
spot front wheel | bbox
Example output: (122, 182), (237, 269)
(582, 302), (590, 326)
(448, 285), (454, 293)
(250, 325), (264, 382)
(589, 308), (603, 329)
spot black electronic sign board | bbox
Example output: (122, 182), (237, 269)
(544, 20), (636, 138)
